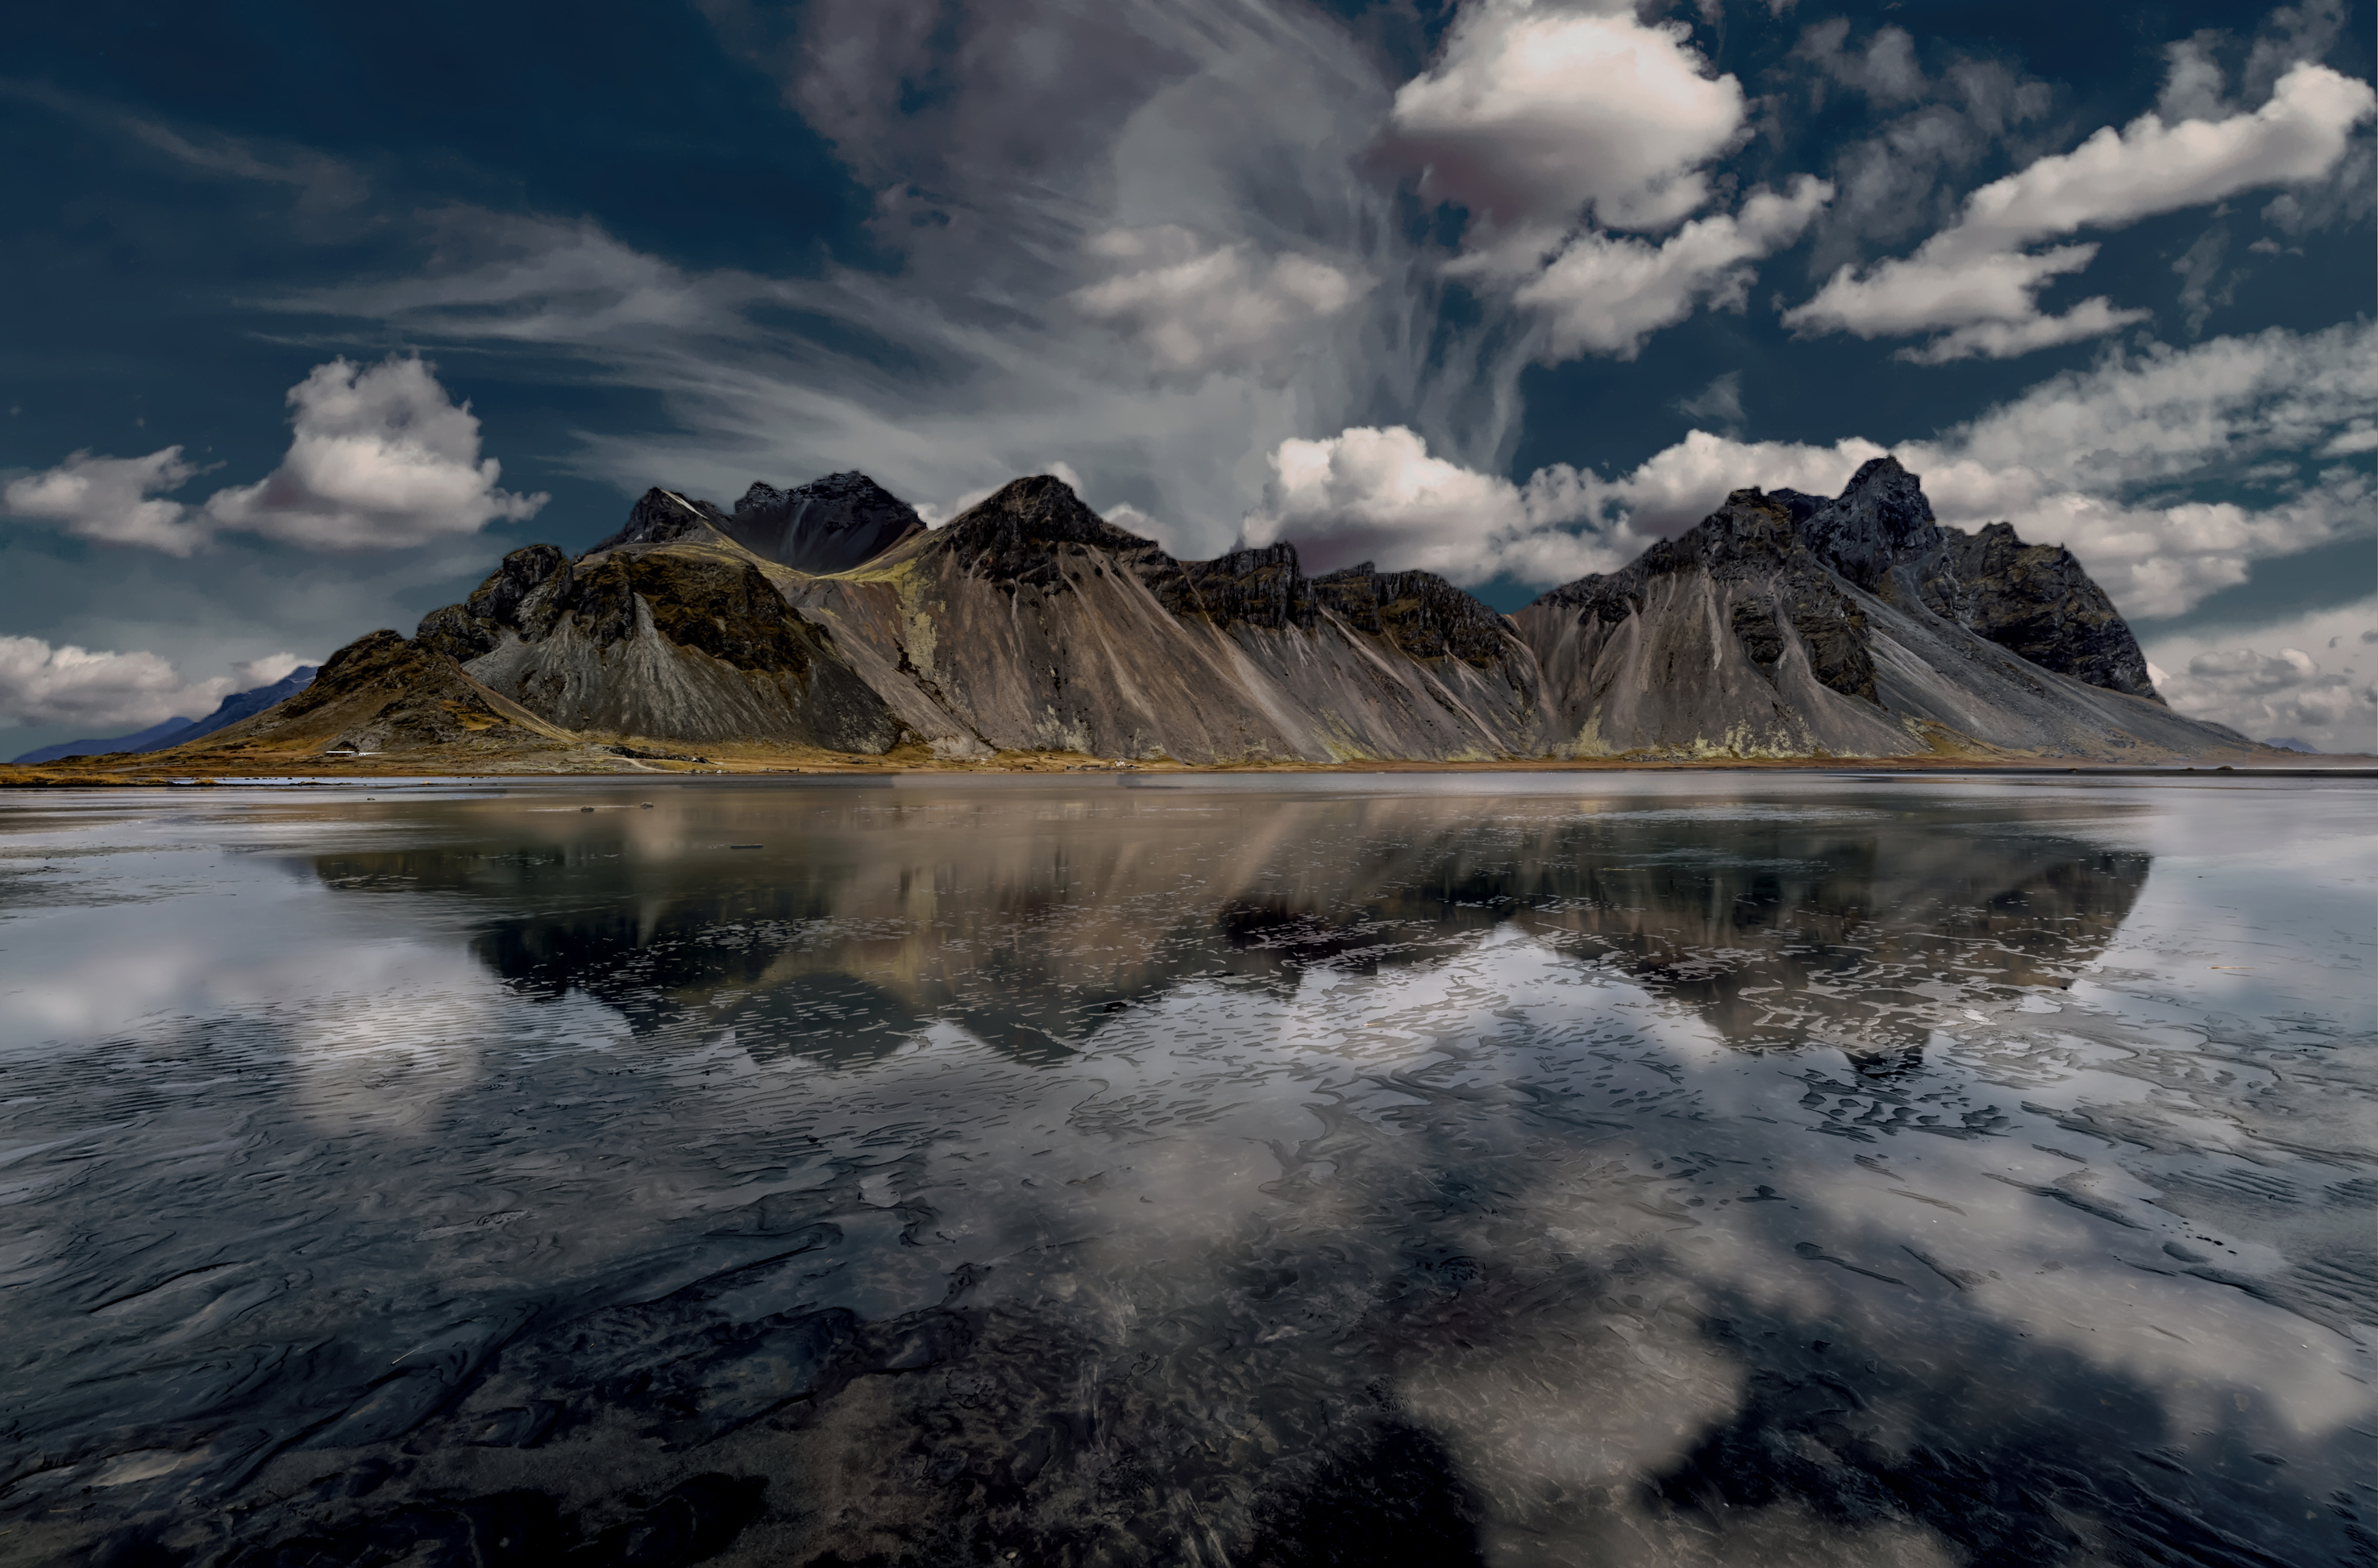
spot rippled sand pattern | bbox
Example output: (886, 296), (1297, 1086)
(0, 774), (2370, 1567)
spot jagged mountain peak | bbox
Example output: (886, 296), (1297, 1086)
(1694, 488), (1803, 557)
(960, 475), (1139, 538)
(1529, 489), (1802, 616)
(934, 476), (1156, 580)
(728, 471), (925, 573)
(1772, 460), (2158, 702)
(467, 543), (567, 621)
(1510, 457), (2208, 755)
(583, 474), (929, 575)
(591, 487), (732, 554)
(1214, 542), (1304, 574)
(1931, 513), (2162, 701)
(1792, 455), (1942, 591)
(738, 470), (897, 509)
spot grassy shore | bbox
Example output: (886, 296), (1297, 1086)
(3, 742), (2368, 787)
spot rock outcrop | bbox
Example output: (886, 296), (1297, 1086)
(168, 460), (2264, 767)
(1929, 523), (2160, 700)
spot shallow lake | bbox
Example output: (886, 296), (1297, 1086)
(0, 772), (2371, 1567)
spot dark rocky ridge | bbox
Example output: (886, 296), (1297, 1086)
(1143, 543), (1312, 630)
(1772, 456), (1940, 593)
(1135, 544), (1515, 668)
(1312, 564), (1524, 669)
(416, 543), (569, 662)
(177, 462), (2257, 765)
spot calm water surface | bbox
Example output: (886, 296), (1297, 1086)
(0, 774), (2371, 1567)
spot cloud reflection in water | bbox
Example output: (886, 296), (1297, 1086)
(0, 776), (2367, 1566)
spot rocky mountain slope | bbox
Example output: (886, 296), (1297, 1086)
(414, 495), (908, 753)
(395, 475), (1540, 763)
(185, 632), (577, 763)
(1518, 458), (2227, 760)
(158, 460), (2262, 768)
(1772, 461), (2159, 700)
(784, 476), (1544, 763)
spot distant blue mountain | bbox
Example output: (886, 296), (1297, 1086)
(10, 665), (317, 764)
(12, 715), (204, 765)
(173, 664), (318, 745)
(2263, 736), (2319, 753)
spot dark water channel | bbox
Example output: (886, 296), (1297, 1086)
(0, 774), (2371, 1567)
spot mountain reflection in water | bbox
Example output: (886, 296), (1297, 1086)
(0, 775), (2368, 1568)
(320, 791), (2148, 1071)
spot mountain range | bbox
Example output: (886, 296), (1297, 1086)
(143, 460), (2262, 769)
(10, 664), (318, 765)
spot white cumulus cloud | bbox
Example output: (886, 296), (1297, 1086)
(1383, 0), (1820, 363)
(2, 448), (214, 555)
(1241, 424), (1648, 584)
(0, 637), (235, 731)
(1070, 227), (1365, 380)
(2144, 599), (2378, 753)
(2, 356), (545, 555)
(1243, 321), (2376, 618)
(201, 356), (547, 549)
(1514, 177), (1832, 360)
(1386, 0), (1748, 261)
(1786, 61), (2377, 360)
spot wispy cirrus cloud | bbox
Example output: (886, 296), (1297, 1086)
(271, 0), (1540, 558)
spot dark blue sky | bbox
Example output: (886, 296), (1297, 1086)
(2, 0), (2372, 751)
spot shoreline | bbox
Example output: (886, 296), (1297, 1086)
(6, 752), (2373, 787)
